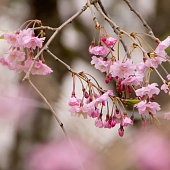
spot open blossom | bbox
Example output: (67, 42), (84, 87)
(0, 57), (15, 70)
(121, 72), (143, 86)
(161, 84), (169, 93)
(24, 58), (53, 75)
(110, 59), (136, 78)
(4, 49), (25, 64)
(89, 45), (109, 55)
(167, 74), (170, 80)
(95, 90), (113, 106)
(134, 100), (161, 115)
(91, 56), (111, 73)
(4, 32), (20, 47)
(121, 117), (133, 126)
(22, 36), (45, 49)
(69, 105), (88, 119)
(145, 56), (166, 68)
(154, 36), (170, 57)
(135, 83), (160, 98)
(68, 97), (81, 106)
(106, 37), (117, 47)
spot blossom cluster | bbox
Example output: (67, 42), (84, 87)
(69, 30), (170, 137)
(0, 28), (52, 75)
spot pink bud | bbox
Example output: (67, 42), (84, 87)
(109, 75), (113, 80)
(102, 35), (106, 42)
(111, 120), (117, 127)
(118, 127), (124, 137)
(151, 95), (155, 100)
(128, 86), (131, 93)
(117, 79), (121, 85)
(105, 77), (109, 84)
(85, 92), (89, 98)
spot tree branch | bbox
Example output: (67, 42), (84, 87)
(23, 3), (88, 81)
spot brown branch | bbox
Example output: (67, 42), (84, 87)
(27, 78), (69, 136)
(87, 0), (100, 27)
(94, 2), (129, 57)
(23, 3), (88, 81)
(123, 0), (157, 39)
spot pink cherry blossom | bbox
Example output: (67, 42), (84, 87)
(111, 119), (117, 127)
(134, 100), (161, 115)
(90, 108), (100, 118)
(22, 36), (45, 49)
(121, 72), (143, 86)
(167, 74), (170, 80)
(164, 112), (170, 120)
(154, 36), (170, 57)
(91, 56), (111, 73)
(161, 84), (169, 93)
(68, 97), (81, 106)
(69, 105), (88, 119)
(135, 83), (160, 98)
(0, 57), (15, 70)
(4, 49), (25, 64)
(95, 90), (113, 106)
(24, 58), (53, 75)
(104, 120), (111, 128)
(95, 118), (103, 128)
(110, 59), (136, 78)
(106, 37), (117, 47)
(19, 28), (33, 45)
(89, 45), (109, 55)
(121, 117), (133, 126)
(4, 32), (20, 47)
(145, 56), (166, 68)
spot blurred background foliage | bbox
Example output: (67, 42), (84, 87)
(0, 0), (170, 170)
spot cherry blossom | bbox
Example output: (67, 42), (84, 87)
(4, 32), (20, 47)
(68, 97), (82, 106)
(121, 117), (133, 126)
(24, 58), (53, 75)
(161, 84), (169, 93)
(106, 37), (117, 47)
(135, 83), (160, 98)
(94, 118), (103, 128)
(91, 55), (111, 73)
(110, 59), (136, 78)
(89, 45), (109, 55)
(164, 112), (170, 120)
(154, 36), (170, 57)
(134, 100), (161, 115)
(4, 49), (25, 64)
(22, 36), (45, 49)
(167, 74), (170, 80)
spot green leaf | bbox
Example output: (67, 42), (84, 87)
(124, 99), (140, 105)
(0, 34), (4, 39)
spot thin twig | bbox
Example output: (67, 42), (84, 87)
(87, 0), (100, 27)
(45, 48), (73, 72)
(94, 2), (129, 57)
(27, 78), (68, 136)
(123, 0), (157, 39)
(23, 3), (88, 81)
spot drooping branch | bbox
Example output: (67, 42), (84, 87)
(23, 3), (88, 81)
(122, 0), (157, 40)
(94, 1), (129, 57)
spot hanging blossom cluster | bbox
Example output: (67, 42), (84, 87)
(0, 25), (52, 75)
(69, 27), (170, 137)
